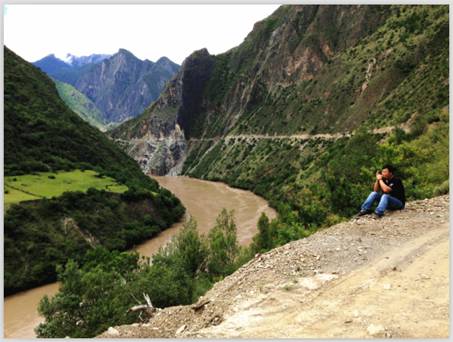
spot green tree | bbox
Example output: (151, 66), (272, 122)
(251, 212), (272, 252)
(206, 209), (239, 277)
(171, 217), (208, 276)
(36, 248), (144, 338)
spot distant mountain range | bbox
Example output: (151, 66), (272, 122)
(33, 49), (180, 125)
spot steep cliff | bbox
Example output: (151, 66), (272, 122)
(110, 48), (215, 175)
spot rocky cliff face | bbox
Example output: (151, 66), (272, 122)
(115, 121), (186, 176)
(110, 48), (215, 175)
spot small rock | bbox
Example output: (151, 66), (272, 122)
(367, 324), (385, 336)
(300, 277), (320, 290)
(316, 273), (338, 282)
(383, 283), (391, 290)
(344, 319), (353, 324)
(107, 327), (120, 336)
(176, 324), (187, 335)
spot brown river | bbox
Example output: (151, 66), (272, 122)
(4, 176), (277, 338)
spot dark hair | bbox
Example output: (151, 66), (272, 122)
(382, 164), (396, 173)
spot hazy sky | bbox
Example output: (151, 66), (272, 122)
(4, 4), (280, 64)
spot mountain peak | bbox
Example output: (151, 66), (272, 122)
(156, 56), (171, 64)
(117, 48), (135, 57)
(38, 53), (59, 61)
(191, 48), (211, 58)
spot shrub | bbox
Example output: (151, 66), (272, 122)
(206, 209), (240, 276)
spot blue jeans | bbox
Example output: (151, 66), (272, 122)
(360, 191), (404, 215)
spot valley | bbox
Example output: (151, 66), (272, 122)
(3, 4), (449, 339)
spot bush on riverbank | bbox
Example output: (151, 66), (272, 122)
(36, 209), (249, 338)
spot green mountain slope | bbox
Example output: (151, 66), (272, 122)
(189, 5), (448, 137)
(4, 46), (185, 295)
(112, 5), (448, 246)
(182, 5), (449, 218)
(53, 79), (106, 130)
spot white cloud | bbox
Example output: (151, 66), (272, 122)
(4, 4), (280, 64)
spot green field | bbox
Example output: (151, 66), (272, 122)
(4, 170), (128, 207)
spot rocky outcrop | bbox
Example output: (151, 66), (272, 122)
(176, 48), (215, 139)
(115, 122), (186, 176)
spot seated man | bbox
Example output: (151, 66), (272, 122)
(358, 164), (405, 218)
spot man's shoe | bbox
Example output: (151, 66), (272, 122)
(357, 209), (372, 216)
(373, 212), (384, 219)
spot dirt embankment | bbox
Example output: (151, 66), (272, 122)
(99, 195), (449, 339)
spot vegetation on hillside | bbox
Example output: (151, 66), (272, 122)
(54, 79), (106, 130)
(5, 186), (184, 295)
(200, 5), (448, 136)
(185, 106), (448, 249)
